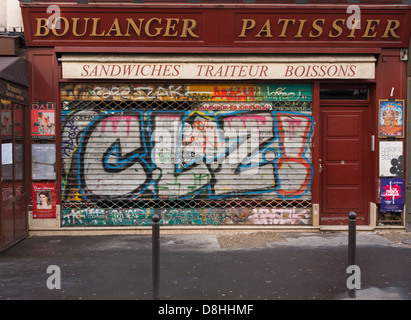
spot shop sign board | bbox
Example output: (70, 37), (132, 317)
(61, 56), (376, 80)
(20, 6), (411, 48)
(0, 80), (28, 105)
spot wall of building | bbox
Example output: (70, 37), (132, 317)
(375, 49), (408, 227)
(0, 0), (24, 32)
(19, 2), (411, 232)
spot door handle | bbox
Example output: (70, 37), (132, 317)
(319, 163), (323, 173)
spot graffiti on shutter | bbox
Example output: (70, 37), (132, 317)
(61, 84), (313, 225)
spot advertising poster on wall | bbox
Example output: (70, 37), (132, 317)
(380, 178), (404, 212)
(379, 141), (403, 177)
(31, 143), (56, 180)
(32, 183), (56, 219)
(31, 102), (56, 139)
(378, 99), (404, 138)
(1, 109), (12, 137)
(1, 103), (23, 138)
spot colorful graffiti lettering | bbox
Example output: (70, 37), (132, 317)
(62, 109), (313, 201)
(62, 207), (311, 226)
(61, 83), (313, 226)
(60, 83), (312, 103)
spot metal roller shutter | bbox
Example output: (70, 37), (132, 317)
(61, 83), (313, 226)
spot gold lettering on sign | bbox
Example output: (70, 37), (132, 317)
(145, 18), (162, 37)
(295, 20), (307, 38)
(239, 19), (256, 38)
(35, 18), (49, 36)
(106, 18), (123, 37)
(52, 17), (70, 36)
(256, 19), (272, 37)
(72, 18), (90, 37)
(237, 17), (402, 40)
(382, 20), (400, 38)
(328, 19), (345, 38)
(181, 19), (199, 38)
(34, 17), (200, 38)
(362, 19), (380, 38)
(90, 18), (105, 36)
(278, 19), (295, 38)
(347, 19), (360, 38)
(309, 19), (325, 38)
(32, 15), (401, 41)
(164, 18), (180, 37)
(124, 18), (144, 36)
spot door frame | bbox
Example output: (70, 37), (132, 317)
(319, 105), (370, 225)
(312, 82), (375, 226)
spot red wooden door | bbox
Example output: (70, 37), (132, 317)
(320, 107), (369, 225)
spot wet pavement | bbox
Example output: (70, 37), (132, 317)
(1, 231), (411, 301)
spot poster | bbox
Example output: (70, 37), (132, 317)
(378, 99), (404, 138)
(1, 110), (12, 137)
(1, 143), (12, 181)
(32, 183), (56, 219)
(31, 144), (56, 180)
(379, 141), (403, 177)
(380, 178), (404, 212)
(31, 102), (56, 139)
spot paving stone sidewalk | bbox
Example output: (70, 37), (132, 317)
(1, 231), (410, 300)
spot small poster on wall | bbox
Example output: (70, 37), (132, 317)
(31, 102), (56, 139)
(379, 141), (403, 177)
(31, 144), (56, 180)
(32, 183), (56, 219)
(380, 178), (404, 212)
(378, 99), (404, 138)
(1, 110), (12, 137)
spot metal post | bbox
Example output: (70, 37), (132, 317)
(348, 211), (356, 298)
(152, 214), (160, 300)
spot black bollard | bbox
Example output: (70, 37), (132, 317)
(152, 214), (160, 300)
(348, 211), (356, 298)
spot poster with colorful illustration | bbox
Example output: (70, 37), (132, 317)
(1, 99), (11, 134)
(31, 102), (56, 139)
(378, 99), (404, 138)
(380, 178), (404, 212)
(32, 183), (56, 219)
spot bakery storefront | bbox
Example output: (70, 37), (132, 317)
(20, 2), (411, 231)
(0, 56), (29, 251)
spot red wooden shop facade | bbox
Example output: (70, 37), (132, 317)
(0, 56), (29, 251)
(17, 1), (411, 230)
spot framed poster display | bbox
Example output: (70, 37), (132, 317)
(378, 99), (404, 138)
(31, 102), (56, 139)
(31, 143), (56, 180)
(379, 140), (403, 177)
(32, 183), (56, 219)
